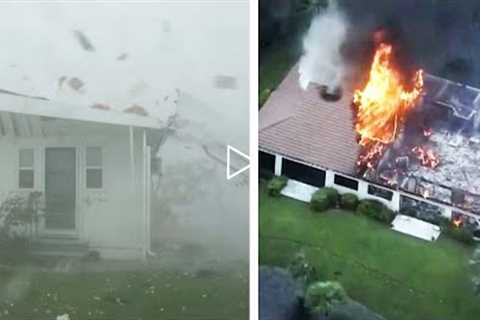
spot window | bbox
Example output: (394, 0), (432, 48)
(368, 184), (393, 201)
(86, 147), (102, 189)
(334, 174), (358, 190)
(281, 158), (326, 187)
(19, 149), (34, 189)
(259, 151), (275, 178)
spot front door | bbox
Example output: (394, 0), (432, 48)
(45, 148), (76, 231)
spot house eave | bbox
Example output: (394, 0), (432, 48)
(0, 93), (165, 130)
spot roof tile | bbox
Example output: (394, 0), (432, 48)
(259, 65), (360, 175)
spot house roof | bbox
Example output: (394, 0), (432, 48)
(0, 91), (165, 129)
(259, 64), (360, 175)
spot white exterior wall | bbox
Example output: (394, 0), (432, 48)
(0, 122), (149, 260)
(324, 169), (396, 209)
(275, 153), (474, 221)
(274, 155), (283, 176)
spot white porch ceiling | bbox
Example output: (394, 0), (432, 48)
(0, 111), (44, 137)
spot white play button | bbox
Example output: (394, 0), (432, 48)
(226, 145), (250, 180)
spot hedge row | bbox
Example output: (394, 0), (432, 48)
(356, 199), (395, 224)
(438, 217), (476, 246)
(310, 189), (362, 211)
(310, 188), (394, 224)
(269, 179), (476, 246)
(339, 193), (359, 210)
(310, 187), (338, 211)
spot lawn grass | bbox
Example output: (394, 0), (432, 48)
(0, 266), (248, 320)
(259, 186), (480, 320)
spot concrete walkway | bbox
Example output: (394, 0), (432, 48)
(281, 179), (318, 203)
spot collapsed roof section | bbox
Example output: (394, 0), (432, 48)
(370, 75), (480, 215)
(423, 73), (480, 120)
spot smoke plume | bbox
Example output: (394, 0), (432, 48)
(338, 0), (480, 87)
(295, 0), (480, 89)
(298, 2), (349, 90)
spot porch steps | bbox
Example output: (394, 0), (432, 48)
(30, 238), (89, 257)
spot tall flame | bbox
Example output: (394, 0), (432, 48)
(353, 43), (424, 170)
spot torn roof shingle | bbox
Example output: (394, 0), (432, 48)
(259, 64), (360, 175)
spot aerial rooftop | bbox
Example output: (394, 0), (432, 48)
(260, 65), (480, 215)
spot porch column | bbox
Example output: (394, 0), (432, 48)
(443, 206), (453, 219)
(129, 126), (136, 191)
(142, 129), (151, 259)
(274, 155), (282, 176)
(325, 170), (335, 187)
(357, 180), (369, 199)
(391, 191), (401, 212)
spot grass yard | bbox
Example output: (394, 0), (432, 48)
(259, 186), (480, 320)
(0, 265), (248, 320)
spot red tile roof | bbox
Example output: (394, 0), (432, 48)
(259, 64), (360, 175)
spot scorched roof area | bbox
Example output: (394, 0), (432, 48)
(368, 73), (480, 214)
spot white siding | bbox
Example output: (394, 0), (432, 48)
(0, 121), (149, 259)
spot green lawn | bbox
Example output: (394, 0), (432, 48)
(0, 266), (248, 320)
(259, 186), (480, 320)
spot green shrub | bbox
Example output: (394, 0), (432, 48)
(379, 207), (395, 224)
(267, 176), (288, 197)
(311, 190), (330, 212)
(356, 199), (383, 217)
(323, 187), (339, 205)
(356, 199), (394, 224)
(437, 216), (452, 229)
(305, 281), (348, 315)
(311, 187), (338, 212)
(288, 250), (320, 285)
(339, 193), (358, 210)
(0, 234), (29, 265)
(259, 88), (272, 108)
(443, 224), (475, 246)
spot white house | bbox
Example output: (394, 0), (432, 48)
(0, 3), (248, 260)
(0, 90), (173, 260)
(259, 65), (480, 228)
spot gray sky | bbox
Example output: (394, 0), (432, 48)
(0, 1), (249, 144)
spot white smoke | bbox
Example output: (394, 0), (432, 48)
(298, 2), (349, 90)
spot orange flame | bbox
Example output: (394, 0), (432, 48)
(452, 217), (463, 228)
(354, 43), (424, 169)
(412, 146), (440, 168)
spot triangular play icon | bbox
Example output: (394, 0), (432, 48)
(226, 145), (250, 180)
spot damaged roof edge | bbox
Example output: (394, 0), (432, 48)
(0, 92), (165, 129)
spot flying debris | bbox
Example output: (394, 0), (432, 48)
(73, 30), (95, 51)
(117, 53), (129, 61)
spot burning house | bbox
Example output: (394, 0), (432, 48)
(259, 41), (480, 236)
